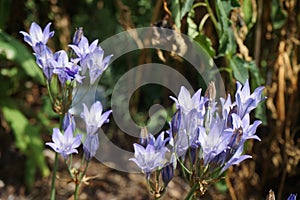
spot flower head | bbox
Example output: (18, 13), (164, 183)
(80, 101), (112, 135)
(68, 35), (99, 61)
(83, 48), (113, 85)
(130, 143), (168, 178)
(20, 22), (54, 49)
(46, 125), (82, 159)
(170, 86), (206, 115)
(235, 79), (265, 118)
(34, 42), (55, 81)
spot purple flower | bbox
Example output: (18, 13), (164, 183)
(170, 86), (207, 115)
(20, 22), (54, 49)
(46, 125), (82, 159)
(230, 113), (261, 142)
(80, 101), (112, 135)
(82, 48), (113, 85)
(52, 50), (85, 84)
(34, 42), (55, 81)
(62, 112), (76, 132)
(83, 133), (99, 161)
(287, 194), (297, 200)
(197, 117), (232, 165)
(68, 35), (99, 61)
(130, 143), (168, 178)
(220, 144), (252, 174)
(161, 164), (174, 186)
(170, 109), (202, 158)
(72, 27), (83, 46)
(235, 79), (265, 118)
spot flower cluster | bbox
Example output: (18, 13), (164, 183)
(46, 101), (111, 161)
(21, 22), (113, 199)
(130, 80), (265, 197)
(20, 22), (112, 85)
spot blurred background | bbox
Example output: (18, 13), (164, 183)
(0, 0), (299, 199)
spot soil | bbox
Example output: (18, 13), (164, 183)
(0, 140), (229, 200)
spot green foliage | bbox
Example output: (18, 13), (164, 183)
(271, 0), (287, 30)
(0, 31), (44, 83)
(0, 30), (50, 190)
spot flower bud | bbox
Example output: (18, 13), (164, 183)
(161, 164), (174, 186)
(72, 27), (83, 46)
(83, 134), (99, 161)
(171, 109), (181, 135)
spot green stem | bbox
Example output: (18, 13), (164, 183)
(46, 79), (54, 103)
(74, 160), (89, 200)
(50, 153), (59, 200)
(50, 114), (64, 200)
(184, 183), (199, 200)
(204, 0), (220, 35)
(74, 182), (80, 200)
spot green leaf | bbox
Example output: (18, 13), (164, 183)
(171, 0), (182, 29)
(187, 8), (198, 38)
(230, 0), (240, 7)
(229, 55), (249, 83)
(0, 31), (44, 83)
(218, 28), (236, 56)
(1, 103), (50, 190)
(242, 0), (256, 29)
(25, 158), (36, 191)
(194, 33), (216, 58)
(215, 0), (236, 56)
(2, 105), (30, 151)
(248, 61), (264, 87)
(27, 125), (50, 178)
(271, 0), (287, 30)
(180, 0), (195, 19)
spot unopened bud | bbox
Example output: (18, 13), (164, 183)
(72, 27), (83, 45)
(161, 164), (174, 186)
(205, 81), (216, 102)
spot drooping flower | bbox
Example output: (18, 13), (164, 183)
(83, 133), (99, 161)
(46, 125), (82, 159)
(20, 22), (54, 49)
(80, 101), (112, 135)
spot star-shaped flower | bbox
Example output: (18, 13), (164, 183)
(20, 22), (54, 49)
(46, 125), (82, 159)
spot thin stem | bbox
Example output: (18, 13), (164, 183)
(184, 183), (199, 200)
(50, 153), (58, 200)
(50, 114), (64, 200)
(74, 160), (89, 200)
(74, 182), (80, 200)
(204, 0), (220, 35)
(46, 80), (54, 103)
(177, 156), (192, 175)
(192, 2), (206, 9)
